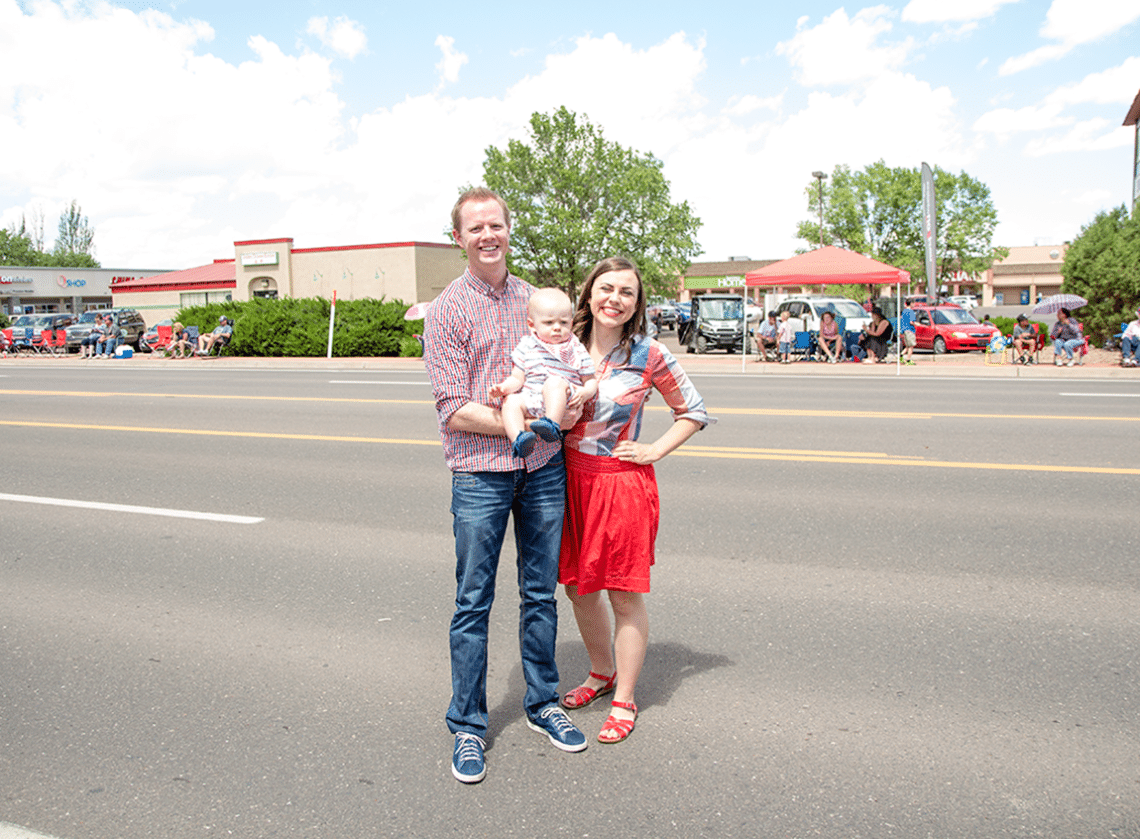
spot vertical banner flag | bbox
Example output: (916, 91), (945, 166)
(921, 163), (937, 301)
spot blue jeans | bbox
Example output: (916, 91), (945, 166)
(1122, 336), (1139, 360)
(447, 452), (565, 737)
(1054, 338), (1082, 359)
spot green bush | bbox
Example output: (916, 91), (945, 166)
(173, 297), (421, 357)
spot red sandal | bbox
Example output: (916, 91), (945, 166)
(598, 700), (637, 744)
(560, 671), (616, 710)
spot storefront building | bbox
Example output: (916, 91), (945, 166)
(981, 244), (1067, 307)
(680, 258), (779, 301)
(1, 266), (170, 317)
(111, 237), (469, 324)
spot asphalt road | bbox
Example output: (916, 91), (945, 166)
(1, 363), (1138, 839)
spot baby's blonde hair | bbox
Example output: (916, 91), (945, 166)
(528, 287), (573, 319)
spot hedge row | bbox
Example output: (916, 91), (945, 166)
(176, 297), (424, 357)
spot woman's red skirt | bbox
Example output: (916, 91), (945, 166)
(559, 447), (659, 595)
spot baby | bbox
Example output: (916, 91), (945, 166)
(490, 287), (597, 458)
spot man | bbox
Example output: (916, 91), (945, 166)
(423, 187), (586, 785)
(197, 316), (233, 355)
(899, 299), (917, 365)
(1120, 307), (1140, 367)
(96, 314), (122, 358)
(1012, 314), (1037, 365)
(757, 311), (779, 361)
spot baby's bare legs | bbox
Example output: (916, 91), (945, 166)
(541, 376), (570, 426)
(500, 393), (528, 442)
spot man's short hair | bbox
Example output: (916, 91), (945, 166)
(451, 187), (511, 234)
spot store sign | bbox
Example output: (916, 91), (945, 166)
(56, 275), (87, 288)
(241, 251), (279, 267)
(0, 274), (34, 284)
(684, 275), (744, 290)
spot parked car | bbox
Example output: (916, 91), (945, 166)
(912, 303), (999, 353)
(648, 301), (678, 332)
(64, 308), (147, 353)
(947, 295), (978, 310)
(775, 296), (872, 335)
(8, 313), (74, 345)
(680, 294), (747, 353)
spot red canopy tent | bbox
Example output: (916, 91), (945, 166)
(744, 246), (910, 287)
(744, 246), (910, 373)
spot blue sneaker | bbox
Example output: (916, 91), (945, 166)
(451, 732), (486, 783)
(526, 705), (587, 752)
(530, 417), (562, 442)
(512, 431), (537, 458)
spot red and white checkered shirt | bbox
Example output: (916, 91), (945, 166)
(424, 269), (559, 473)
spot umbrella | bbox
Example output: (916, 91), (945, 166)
(404, 301), (432, 321)
(1032, 294), (1087, 315)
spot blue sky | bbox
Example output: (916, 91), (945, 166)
(1, 0), (1137, 271)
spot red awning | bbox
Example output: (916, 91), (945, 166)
(745, 246), (910, 286)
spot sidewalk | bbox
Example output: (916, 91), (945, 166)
(2, 345), (1136, 379)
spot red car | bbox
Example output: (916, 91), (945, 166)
(912, 303), (999, 353)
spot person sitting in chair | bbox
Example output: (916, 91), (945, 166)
(1012, 314), (1037, 365)
(197, 316), (233, 355)
(859, 307), (892, 363)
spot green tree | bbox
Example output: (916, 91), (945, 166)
(1, 202), (100, 267)
(797, 160), (1006, 290)
(1060, 205), (1140, 343)
(480, 106), (702, 299)
(54, 200), (96, 261)
(0, 228), (41, 265)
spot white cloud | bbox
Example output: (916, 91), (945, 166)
(775, 7), (913, 87)
(901, 0), (1019, 23)
(1000, 0), (1140, 74)
(975, 56), (1140, 144)
(1024, 118), (1131, 156)
(0, 1), (1128, 273)
(723, 93), (783, 117)
(306, 16), (367, 60)
(434, 35), (468, 88)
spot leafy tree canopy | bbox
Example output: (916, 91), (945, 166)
(1, 201), (100, 267)
(1060, 205), (1140, 343)
(796, 160), (1006, 290)
(480, 106), (702, 299)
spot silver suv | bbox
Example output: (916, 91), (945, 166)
(65, 308), (147, 352)
(774, 296), (871, 335)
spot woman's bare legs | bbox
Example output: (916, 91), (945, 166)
(564, 585), (647, 734)
(565, 586), (615, 692)
(604, 590), (647, 731)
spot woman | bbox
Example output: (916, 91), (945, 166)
(860, 307), (891, 363)
(1050, 307), (1084, 367)
(817, 310), (841, 363)
(558, 256), (713, 744)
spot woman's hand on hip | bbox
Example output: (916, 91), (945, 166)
(613, 440), (660, 465)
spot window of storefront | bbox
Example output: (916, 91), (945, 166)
(180, 291), (233, 307)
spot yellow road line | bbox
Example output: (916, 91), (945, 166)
(2, 420), (1137, 476)
(0, 420), (440, 446)
(2, 389), (1136, 422)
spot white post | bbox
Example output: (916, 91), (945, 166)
(326, 290), (336, 359)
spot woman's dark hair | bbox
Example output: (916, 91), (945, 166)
(1058, 307), (1071, 317)
(572, 256), (647, 363)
